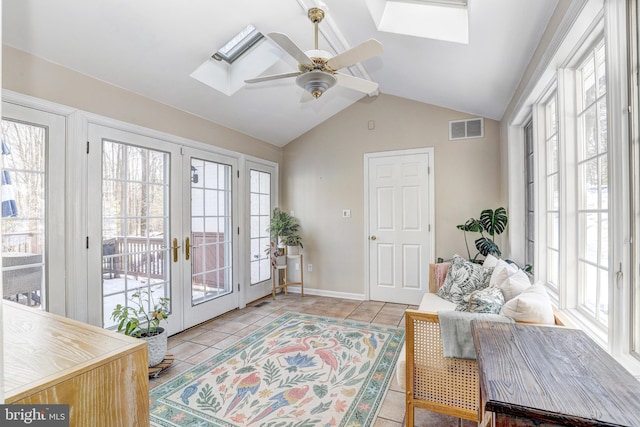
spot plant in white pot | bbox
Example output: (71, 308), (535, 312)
(283, 233), (303, 256)
(111, 289), (170, 367)
(266, 208), (300, 249)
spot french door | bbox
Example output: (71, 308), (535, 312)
(244, 161), (276, 303)
(87, 125), (239, 335)
(182, 147), (238, 328)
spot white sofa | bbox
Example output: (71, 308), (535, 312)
(397, 262), (569, 427)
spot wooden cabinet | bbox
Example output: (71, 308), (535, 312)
(472, 320), (640, 427)
(4, 301), (149, 426)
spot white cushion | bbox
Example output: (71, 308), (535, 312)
(396, 292), (455, 389)
(500, 282), (555, 324)
(489, 259), (519, 288)
(482, 254), (500, 268)
(418, 292), (457, 312)
(496, 269), (531, 302)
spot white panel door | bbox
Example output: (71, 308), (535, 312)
(367, 150), (433, 304)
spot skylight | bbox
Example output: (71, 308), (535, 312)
(190, 26), (282, 97)
(366, 0), (469, 44)
(212, 24), (264, 64)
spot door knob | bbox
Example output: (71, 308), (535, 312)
(370, 235), (377, 240)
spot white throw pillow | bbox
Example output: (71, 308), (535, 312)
(482, 254), (500, 269)
(500, 282), (555, 324)
(489, 260), (519, 288)
(496, 269), (531, 302)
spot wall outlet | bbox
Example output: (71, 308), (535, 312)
(307, 264), (313, 272)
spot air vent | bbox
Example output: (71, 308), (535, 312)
(449, 117), (484, 140)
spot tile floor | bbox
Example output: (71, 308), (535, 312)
(149, 293), (476, 427)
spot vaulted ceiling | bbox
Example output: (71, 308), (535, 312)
(3, 0), (558, 146)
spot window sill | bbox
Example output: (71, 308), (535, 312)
(558, 308), (640, 379)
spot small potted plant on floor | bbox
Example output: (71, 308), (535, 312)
(111, 289), (170, 367)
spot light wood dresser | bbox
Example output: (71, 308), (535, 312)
(4, 301), (149, 426)
(472, 320), (640, 427)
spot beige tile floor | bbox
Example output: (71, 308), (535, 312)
(149, 293), (476, 427)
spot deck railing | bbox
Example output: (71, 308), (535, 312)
(103, 233), (225, 282)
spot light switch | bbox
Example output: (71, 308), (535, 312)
(342, 209), (351, 218)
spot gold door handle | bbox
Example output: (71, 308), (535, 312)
(185, 236), (191, 261)
(173, 238), (181, 262)
(370, 235), (377, 241)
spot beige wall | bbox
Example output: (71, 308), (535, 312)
(2, 46), (282, 163)
(281, 93), (501, 297)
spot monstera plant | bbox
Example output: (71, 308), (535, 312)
(457, 207), (508, 262)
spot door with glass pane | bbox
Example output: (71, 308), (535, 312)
(182, 148), (238, 328)
(245, 162), (276, 303)
(1, 102), (65, 314)
(88, 125), (183, 335)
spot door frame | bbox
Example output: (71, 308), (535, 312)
(363, 148), (435, 301)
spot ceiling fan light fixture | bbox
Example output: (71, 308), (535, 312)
(296, 71), (337, 99)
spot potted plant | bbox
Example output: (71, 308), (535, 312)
(111, 289), (170, 367)
(456, 207), (508, 262)
(266, 207), (299, 248)
(283, 233), (303, 255)
(265, 241), (287, 267)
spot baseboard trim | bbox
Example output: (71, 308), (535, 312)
(284, 287), (366, 301)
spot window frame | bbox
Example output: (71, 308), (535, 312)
(507, 0), (639, 376)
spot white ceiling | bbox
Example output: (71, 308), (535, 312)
(3, 0), (558, 147)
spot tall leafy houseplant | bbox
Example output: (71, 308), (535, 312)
(266, 208), (300, 248)
(457, 207), (508, 261)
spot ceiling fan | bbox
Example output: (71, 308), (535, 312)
(245, 7), (383, 100)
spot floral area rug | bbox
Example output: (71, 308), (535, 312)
(150, 312), (405, 427)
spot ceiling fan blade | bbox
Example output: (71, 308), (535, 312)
(327, 39), (383, 71)
(268, 32), (312, 64)
(336, 72), (379, 94)
(245, 72), (301, 84)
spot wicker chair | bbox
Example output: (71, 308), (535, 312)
(402, 263), (570, 427)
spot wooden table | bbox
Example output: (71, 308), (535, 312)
(471, 320), (640, 427)
(4, 301), (149, 426)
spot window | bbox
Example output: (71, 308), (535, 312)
(1, 102), (66, 314)
(212, 24), (264, 64)
(575, 40), (608, 327)
(543, 93), (559, 291)
(483, 0), (637, 372)
(524, 120), (535, 270)
(1, 120), (46, 307)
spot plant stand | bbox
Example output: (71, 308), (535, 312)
(148, 354), (174, 378)
(271, 253), (304, 299)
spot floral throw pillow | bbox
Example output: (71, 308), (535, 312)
(437, 255), (492, 306)
(465, 286), (505, 314)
